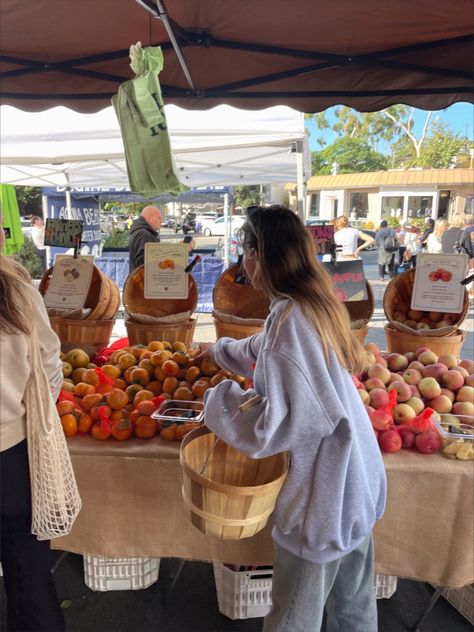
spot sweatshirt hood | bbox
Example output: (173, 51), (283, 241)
(130, 216), (157, 236)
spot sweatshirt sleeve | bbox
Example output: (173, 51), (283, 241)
(134, 231), (157, 268)
(211, 333), (264, 379)
(28, 285), (63, 402)
(204, 349), (333, 459)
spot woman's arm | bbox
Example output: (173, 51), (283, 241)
(355, 231), (375, 256)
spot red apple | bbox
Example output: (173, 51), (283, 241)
(403, 369), (422, 385)
(437, 354), (458, 369)
(388, 381), (412, 402)
(393, 403), (417, 424)
(369, 388), (390, 409)
(442, 370), (465, 391)
(415, 431), (441, 454)
(429, 395), (453, 414)
(456, 386), (474, 403)
(406, 397), (425, 415)
(378, 429), (402, 453)
(418, 350), (438, 366)
(421, 363), (449, 380)
(398, 425), (416, 449)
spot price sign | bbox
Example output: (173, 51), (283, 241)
(411, 253), (468, 313)
(144, 243), (189, 299)
(322, 259), (368, 302)
(43, 255), (94, 309)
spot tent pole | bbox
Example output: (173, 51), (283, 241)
(42, 194), (52, 267)
(65, 188), (73, 219)
(296, 140), (306, 221)
(223, 193), (229, 268)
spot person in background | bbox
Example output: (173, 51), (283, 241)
(333, 215), (374, 261)
(419, 217), (435, 249)
(182, 234), (196, 253)
(427, 219), (448, 253)
(126, 214), (133, 230)
(459, 214), (474, 302)
(442, 213), (464, 253)
(404, 225), (421, 268)
(396, 223), (409, 267)
(128, 205), (162, 272)
(0, 216), (65, 632)
(30, 215), (47, 274)
(193, 205), (386, 632)
(375, 219), (397, 281)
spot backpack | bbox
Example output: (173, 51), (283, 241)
(383, 232), (399, 253)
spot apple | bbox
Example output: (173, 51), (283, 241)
(352, 375), (364, 389)
(367, 364), (391, 384)
(429, 395), (453, 414)
(406, 397), (425, 414)
(435, 320), (452, 329)
(387, 353), (409, 372)
(403, 320), (418, 329)
(369, 388), (390, 409)
(454, 366), (469, 379)
(408, 310), (424, 322)
(365, 351), (376, 365)
(418, 377), (442, 399)
(388, 381), (412, 402)
(421, 363), (449, 380)
(364, 343), (380, 357)
(402, 369), (422, 385)
(393, 311), (408, 322)
(440, 270), (452, 282)
(374, 356), (388, 369)
(365, 405), (375, 415)
(452, 401), (474, 416)
(404, 352), (417, 363)
(428, 312), (443, 323)
(416, 347), (431, 358)
(62, 361), (73, 378)
(456, 386), (474, 403)
(440, 388), (455, 403)
(393, 403), (417, 424)
(415, 431), (441, 454)
(365, 377), (386, 391)
(466, 375), (474, 388)
(459, 359), (474, 374)
(65, 348), (90, 369)
(358, 389), (370, 405)
(442, 370), (465, 391)
(369, 409), (392, 432)
(378, 429), (402, 453)
(398, 426), (416, 449)
(409, 385), (421, 398)
(418, 350), (438, 366)
(408, 360), (424, 371)
(415, 322), (431, 331)
(437, 354), (458, 369)
(388, 372), (403, 385)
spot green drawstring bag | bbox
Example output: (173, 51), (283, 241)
(112, 43), (186, 197)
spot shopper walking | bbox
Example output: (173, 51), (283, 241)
(193, 205), (386, 632)
(128, 205), (162, 272)
(427, 219), (448, 253)
(375, 220), (398, 280)
(442, 214), (464, 253)
(30, 215), (47, 274)
(404, 225), (421, 268)
(333, 215), (374, 260)
(0, 217), (65, 632)
(419, 217), (435, 250)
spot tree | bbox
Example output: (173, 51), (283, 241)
(14, 186), (42, 216)
(233, 186), (261, 209)
(311, 137), (387, 175)
(416, 121), (469, 169)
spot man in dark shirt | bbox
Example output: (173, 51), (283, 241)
(128, 206), (162, 271)
(419, 218), (434, 249)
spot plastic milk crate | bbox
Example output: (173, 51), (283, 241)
(83, 555), (160, 592)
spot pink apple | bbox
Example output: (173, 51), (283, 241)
(367, 364), (391, 384)
(418, 350), (438, 366)
(466, 375), (474, 388)
(388, 372), (403, 385)
(365, 404), (375, 415)
(364, 343), (380, 357)
(388, 381), (412, 402)
(408, 360), (424, 371)
(387, 353), (409, 372)
(442, 370), (465, 391)
(421, 363), (449, 381)
(418, 377), (442, 399)
(437, 354), (458, 369)
(365, 377), (386, 391)
(429, 395), (453, 414)
(416, 346), (431, 358)
(440, 388), (455, 403)
(404, 352), (417, 363)
(406, 397), (425, 414)
(408, 310), (424, 322)
(374, 356), (388, 369)
(393, 403), (417, 424)
(454, 366), (469, 379)
(459, 359), (474, 374)
(452, 401), (474, 416)
(365, 351), (376, 365)
(409, 385), (421, 398)
(403, 368), (422, 385)
(358, 389), (370, 405)
(369, 388), (390, 409)
(456, 386), (474, 403)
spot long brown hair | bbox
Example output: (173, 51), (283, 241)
(0, 254), (34, 335)
(239, 205), (367, 375)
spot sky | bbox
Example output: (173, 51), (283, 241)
(304, 102), (474, 153)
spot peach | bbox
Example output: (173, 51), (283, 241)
(442, 370), (465, 391)
(408, 360), (424, 372)
(408, 310), (424, 322)
(437, 354), (458, 369)
(406, 397), (425, 415)
(364, 343), (380, 357)
(466, 375), (474, 388)
(365, 377), (386, 391)
(369, 388), (390, 409)
(429, 395), (453, 414)
(456, 386), (474, 403)
(358, 389), (370, 405)
(421, 363), (449, 381)
(387, 353), (409, 372)
(418, 351), (438, 366)
(393, 403), (417, 424)
(452, 401), (474, 416)
(459, 359), (474, 374)
(440, 388), (455, 403)
(403, 369), (422, 385)
(388, 381), (412, 402)
(418, 377), (442, 399)
(367, 364), (391, 384)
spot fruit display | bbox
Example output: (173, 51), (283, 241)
(57, 341), (247, 442)
(389, 303), (462, 331)
(355, 343), (473, 456)
(435, 415), (474, 461)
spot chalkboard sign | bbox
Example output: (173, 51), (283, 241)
(322, 259), (368, 302)
(306, 224), (336, 258)
(44, 218), (83, 248)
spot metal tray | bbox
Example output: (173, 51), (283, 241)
(151, 400), (204, 425)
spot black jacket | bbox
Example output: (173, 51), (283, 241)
(128, 217), (160, 271)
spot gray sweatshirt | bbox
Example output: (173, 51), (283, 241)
(204, 297), (386, 564)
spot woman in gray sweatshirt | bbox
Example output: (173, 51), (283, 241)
(195, 205), (386, 632)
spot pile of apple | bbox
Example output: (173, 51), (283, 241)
(390, 303), (462, 331)
(354, 343), (474, 455)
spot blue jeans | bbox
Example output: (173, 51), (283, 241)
(263, 535), (378, 632)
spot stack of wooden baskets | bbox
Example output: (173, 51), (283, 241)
(344, 280), (374, 344)
(212, 263), (271, 340)
(383, 268), (468, 355)
(123, 265), (198, 345)
(39, 265), (120, 355)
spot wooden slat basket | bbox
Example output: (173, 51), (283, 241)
(384, 325), (465, 356)
(180, 426), (288, 540)
(343, 280), (374, 344)
(213, 263), (271, 340)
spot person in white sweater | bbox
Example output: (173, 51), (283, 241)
(0, 220), (64, 631)
(427, 218), (448, 254)
(194, 205), (386, 632)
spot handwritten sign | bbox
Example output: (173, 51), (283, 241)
(322, 259), (368, 302)
(306, 224), (335, 257)
(44, 218), (83, 248)
(43, 255), (94, 309)
(144, 243), (188, 299)
(411, 253), (468, 313)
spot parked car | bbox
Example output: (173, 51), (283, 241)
(161, 216), (178, 229)
(201, 215), (245, 236)
(177, 211), (196, 234)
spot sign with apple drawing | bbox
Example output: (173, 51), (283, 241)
(411, 253), (468, 314)
(322, 259), (368, 302)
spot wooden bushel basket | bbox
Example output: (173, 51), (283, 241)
(384, 325), (465, 356)
(213, 263), (271, 340)
(344, 280), (374, 344)
(125, 317), (196, 346)
(49, 317), (115, 357)
(180, 426), (288, 540)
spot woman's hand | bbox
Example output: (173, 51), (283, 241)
(189, 342), (214, 365)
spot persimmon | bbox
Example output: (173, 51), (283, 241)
(138, 359), (155, 375)
(134, 416), (157, 439)
(57, 400), (78, 417)
(130, 367), (150, 386)
(82, 368), (100, 386)
(102, 364), (121, 379)
(147, 380), (163, 395)
(128, 410), (140, 426)
(160, 392), (172, 400)
(110, 349), (127, 364)
(95, 383), (115, 396)
(74, 382), (96, 397)
(147, 341), (165, 352)
(126, 383), (143, 403)
(153, 366), (166, 381)
(72, 367), (87, 384)
(191, 380), (211, 398)
(81, 393), (103, 411)
(162, 377), (178, 394)
(135, 399), (157, 416)
(210, 373), (227, 387)
(174, 386), (194, 401)
(162, 341), (172, 350)
(111, 419), (133, 441)
(160, 424), (177, 441)
(118, 353), (137, 370)
(110, 409), (124, 422)
(106, 388), (129, 410)
(184, 366), (201, 383)
(200, 357), (219, 376)
(61, 381), (75, 393)
(150, 350), (172, 367)
(172, 352), (189, 367)
(131, 345), (146, 359)
(162, 360), (179, 377)
(91, 421), (112, 441)
(178, 380), (192, 390)
(172, 341), (187, 353)
(78, 413), (94, 434)
(114, 378), (127, 391)
(175, 424), (194, 441)
(61, 413), (78, 437)
(133, 389), (154, 406)
(177, 368), (187, 379)
(123, 366), (135, 384)
(90, 404), (112, 421)
(139, 350), (153, 360)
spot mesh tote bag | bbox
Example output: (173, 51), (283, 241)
(24, 330), (81, 540)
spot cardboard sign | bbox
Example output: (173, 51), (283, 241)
(322, 259), (368, 302)
(306, 224), (335, 257)
(43, 255), (94, 309)
(44, 218), (83, 248)
(411, 253), (468, 313)
(144, 242), (189, 299)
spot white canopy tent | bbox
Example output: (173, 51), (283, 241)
(0, 104), (309, 202)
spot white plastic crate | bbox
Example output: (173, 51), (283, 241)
(374, 574), (398, 599)
(213, 563), (273, 620)
(441, 584), (474, 625)
(83, 555), (160, 592)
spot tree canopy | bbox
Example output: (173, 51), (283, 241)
(311, 137), (387, 175)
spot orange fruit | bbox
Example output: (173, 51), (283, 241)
(172, 341), (187, 353)
(147, 380), (163, 395)
(81, 393), (103, 411)
(111, 419), (133, 441)
(90, 404), (112, 421)
(200, 357), (219, 376)
(134, 416), (157, 439)
(110, 409), (124, 422)
(173, 386), (194, 401)
(135, 399), (157, 416)
(82, 368), (99, 386)
(162, 360), (179, 377)
(114, 378), (127, 391)
(102, 364), (121, 379)
(56, 400), (78, 417)
(106, 388), (129, 410)
(172, 352), (189, 367)
(153, 366), (166, 381)
(72, 367), (87, 384)
(91, 421), (112, 441)
(162, 377), (178, 394)
(160, 425), (177, 441)
(95, 383), (114, 395)
(210, 373), (227, 387)
(74, 382), (96, 397)
(78, 413), (94, 434)
(147, 341), (165, 352)
(61, 413), (78, 437)
(184, 366), (201, 383)
(191, 380), (211, 398)
(118, 353), (137, 370)
(126, 383), (143, 403)
(130, 367), (150, 386)
(138, 359), (155, 375)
